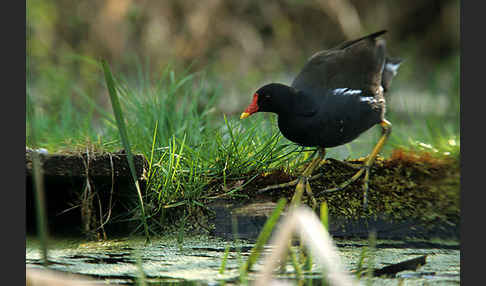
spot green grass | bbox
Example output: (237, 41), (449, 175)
(26, 56), (460, 234)
(102, 60), (151, 241)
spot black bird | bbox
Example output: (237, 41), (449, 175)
(240, 30), (401, 208)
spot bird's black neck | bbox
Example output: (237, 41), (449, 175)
(271, 84), (318, 117)
(256, 83), (319, 117)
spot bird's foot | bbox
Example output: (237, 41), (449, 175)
(291, 176), (317, 210)
(341, 159), (367, 170)
(258, 173), (322, 193)
(326, 157), (367, 170)
(322, 165), (371, 210)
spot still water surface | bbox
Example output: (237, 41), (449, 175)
(26, 235), (459, 285)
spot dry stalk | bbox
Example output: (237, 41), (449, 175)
(254, 206), (357, 286)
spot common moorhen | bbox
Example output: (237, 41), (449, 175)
(240, 30), (401, 208)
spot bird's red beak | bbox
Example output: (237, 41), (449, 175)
(240, 93), (259, 119)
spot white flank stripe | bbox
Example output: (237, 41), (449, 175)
(359, 96), (377, 103)
(332, 88), (362, 96)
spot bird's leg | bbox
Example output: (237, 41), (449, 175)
(360, 120), (391, 208)
(290, 148), (325, 208)
(322, 120), (392, 208)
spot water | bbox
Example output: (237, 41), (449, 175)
(26, 235), (460, 285)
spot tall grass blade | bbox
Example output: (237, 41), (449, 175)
(219, 245), (231, 275)
(31, 152), (49, 266)
(366, 231), (377, 283)
(102, 59), (150, 242)
(148, 120), (159, 177)
(289, 241), (303, 280)
(27, 30), (49, 265)
(242, 198), (287, 272)
(320, 201), (329, 230)
(133, 250), (147, 286)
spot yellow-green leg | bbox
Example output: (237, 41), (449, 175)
(322, 119), (392, 208)
(290, 148), (325, 209)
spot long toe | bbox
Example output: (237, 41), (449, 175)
(258, 178), (299, 193)
(304, 179), (318, 210)
(341, 159), (368, 170)
(322, 167), (366, 193)
(291, 177), (307, 206)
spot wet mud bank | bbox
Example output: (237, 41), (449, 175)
(208, 149), (460, 240)
(26, 148), (460, 241)
(26, 150), (148, 239)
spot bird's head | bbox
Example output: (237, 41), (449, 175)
(240, 83), (295, 119)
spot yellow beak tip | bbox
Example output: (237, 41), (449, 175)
(240, 112), (250, 119)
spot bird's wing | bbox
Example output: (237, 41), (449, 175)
(291, 31), (388, 97)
